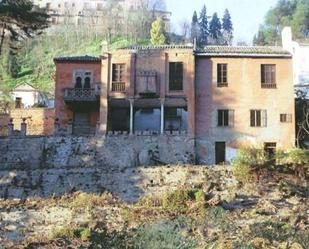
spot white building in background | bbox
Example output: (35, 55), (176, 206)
(10, 83), (50, 109)
(282, 27), (309, 88)
(33, 0), (171, 30)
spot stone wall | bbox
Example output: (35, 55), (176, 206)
(0, 136), (196, 201)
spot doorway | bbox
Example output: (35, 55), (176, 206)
(73, 112), (91, 135)
(215, 142), (226, 164)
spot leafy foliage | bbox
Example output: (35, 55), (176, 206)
(150, 17), (166, 45)
(253, 0), (309, 45)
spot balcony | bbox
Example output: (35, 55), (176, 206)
(64, 88), (99, 102)
(261, 83), (277, 89)
(112, 82), (126, 92)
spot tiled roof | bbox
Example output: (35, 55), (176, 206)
(120, 44), (194, 50)
(119, 44), (291, 57)
(195, 46), (291, 57)
(53, 55), (101, 62)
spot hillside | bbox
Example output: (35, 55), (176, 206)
(0, 166), (308, 249)
(0, 27), (149, 96)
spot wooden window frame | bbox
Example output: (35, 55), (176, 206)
(250, 109), (267, 127)
(217, 109), (234, 127)
(169, 62), (183, 92)
(112, 63), (126, 92)
(217, 64), (228, 87)
(261, 64), (276, 88)
(280, 113), (292, 123)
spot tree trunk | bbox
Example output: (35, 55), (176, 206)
(0, 25), (6, 56)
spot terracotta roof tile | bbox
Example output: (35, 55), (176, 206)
(54, 55), (101, 63)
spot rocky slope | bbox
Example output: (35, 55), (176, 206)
(0, 166), (308, 249)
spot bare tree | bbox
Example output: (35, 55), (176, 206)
(295, 89), (309, 147)
(179, 19), (190, 40)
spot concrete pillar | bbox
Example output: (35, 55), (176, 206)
(95, 119), (100, 136)
(160, 98), (165, 135)
(67, 120), (73, 135)
(129, 98), (134, 135)
(7, 119), (14, 137)
(54, 119), (60, 136)
(20, 119), (27, 136)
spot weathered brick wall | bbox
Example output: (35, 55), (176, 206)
(0, 113), (9, 136)
(0, 135), (196, 201)
(0, 108), (55, 136)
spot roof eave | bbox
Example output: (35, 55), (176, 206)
(194, 53), (292, 58)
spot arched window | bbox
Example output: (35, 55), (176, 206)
(84, 77), (91, 89)
(75, 76), (82, 88)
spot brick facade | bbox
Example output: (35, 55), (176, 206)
(53, 45), (295, 164)
(0, 108), (55, 136)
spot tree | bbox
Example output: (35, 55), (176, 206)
(295, 89), (309, 147)
(198, 5), (208, 47)
(209, 12), (222, 44)
(0, 0), (49, 55)
(253, 0), (309, 45)
(191, 11), (200, 43)
(150, 17), (166, 45)
(222, 9), (233, 45)
(179, 19), (190, 41)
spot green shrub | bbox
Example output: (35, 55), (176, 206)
(133, 220), (197, 249)
(162, 188), (205, 211)
(50, 226), (75, 239)
(287, 148), (309, 165)
(232, 147), (268, 183)
(162, 189), (190, 211)
(74, 227), (91, 241)
(192, 189), (205, 202)
(249, 221), (293, 243)
(233, 163), (251, 183)
(233, 147), (267, 168)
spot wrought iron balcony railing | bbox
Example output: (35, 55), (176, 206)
(64, 88), (99, 102)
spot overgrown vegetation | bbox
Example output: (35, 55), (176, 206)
(232, 146), (309, 183)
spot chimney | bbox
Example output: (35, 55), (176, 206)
(101, 41), (109, 54)
(282, 27), (293, 52)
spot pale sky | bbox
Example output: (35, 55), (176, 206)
(166, 0), (279, 44)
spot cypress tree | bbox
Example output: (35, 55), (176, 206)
(198, 5), (208, 47)
(191, 11), (200, 43)
(209, 12), (222, 44)
(222, 9), (233, 45)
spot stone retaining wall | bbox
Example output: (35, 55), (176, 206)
(0, 136), (198, 201)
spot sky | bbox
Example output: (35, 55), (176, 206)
(166, 0), (279, 44)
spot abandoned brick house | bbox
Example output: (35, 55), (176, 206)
(54, 45), (295, 164)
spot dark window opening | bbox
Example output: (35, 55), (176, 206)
(75, 76), (82, 88)
(261, 64), (276, 88)
(165, 107), (187, 132)
(217, 64), (227, 86)
(84, 77), (91, 89)
(15, 97), (22, 109)
(218, 110), (229, 126)
(264, 142), (276, 159)
(280, 114), (292, 123)
(169, 62), (183, 91)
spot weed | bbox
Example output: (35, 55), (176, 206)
(249, 221), (293, 243)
